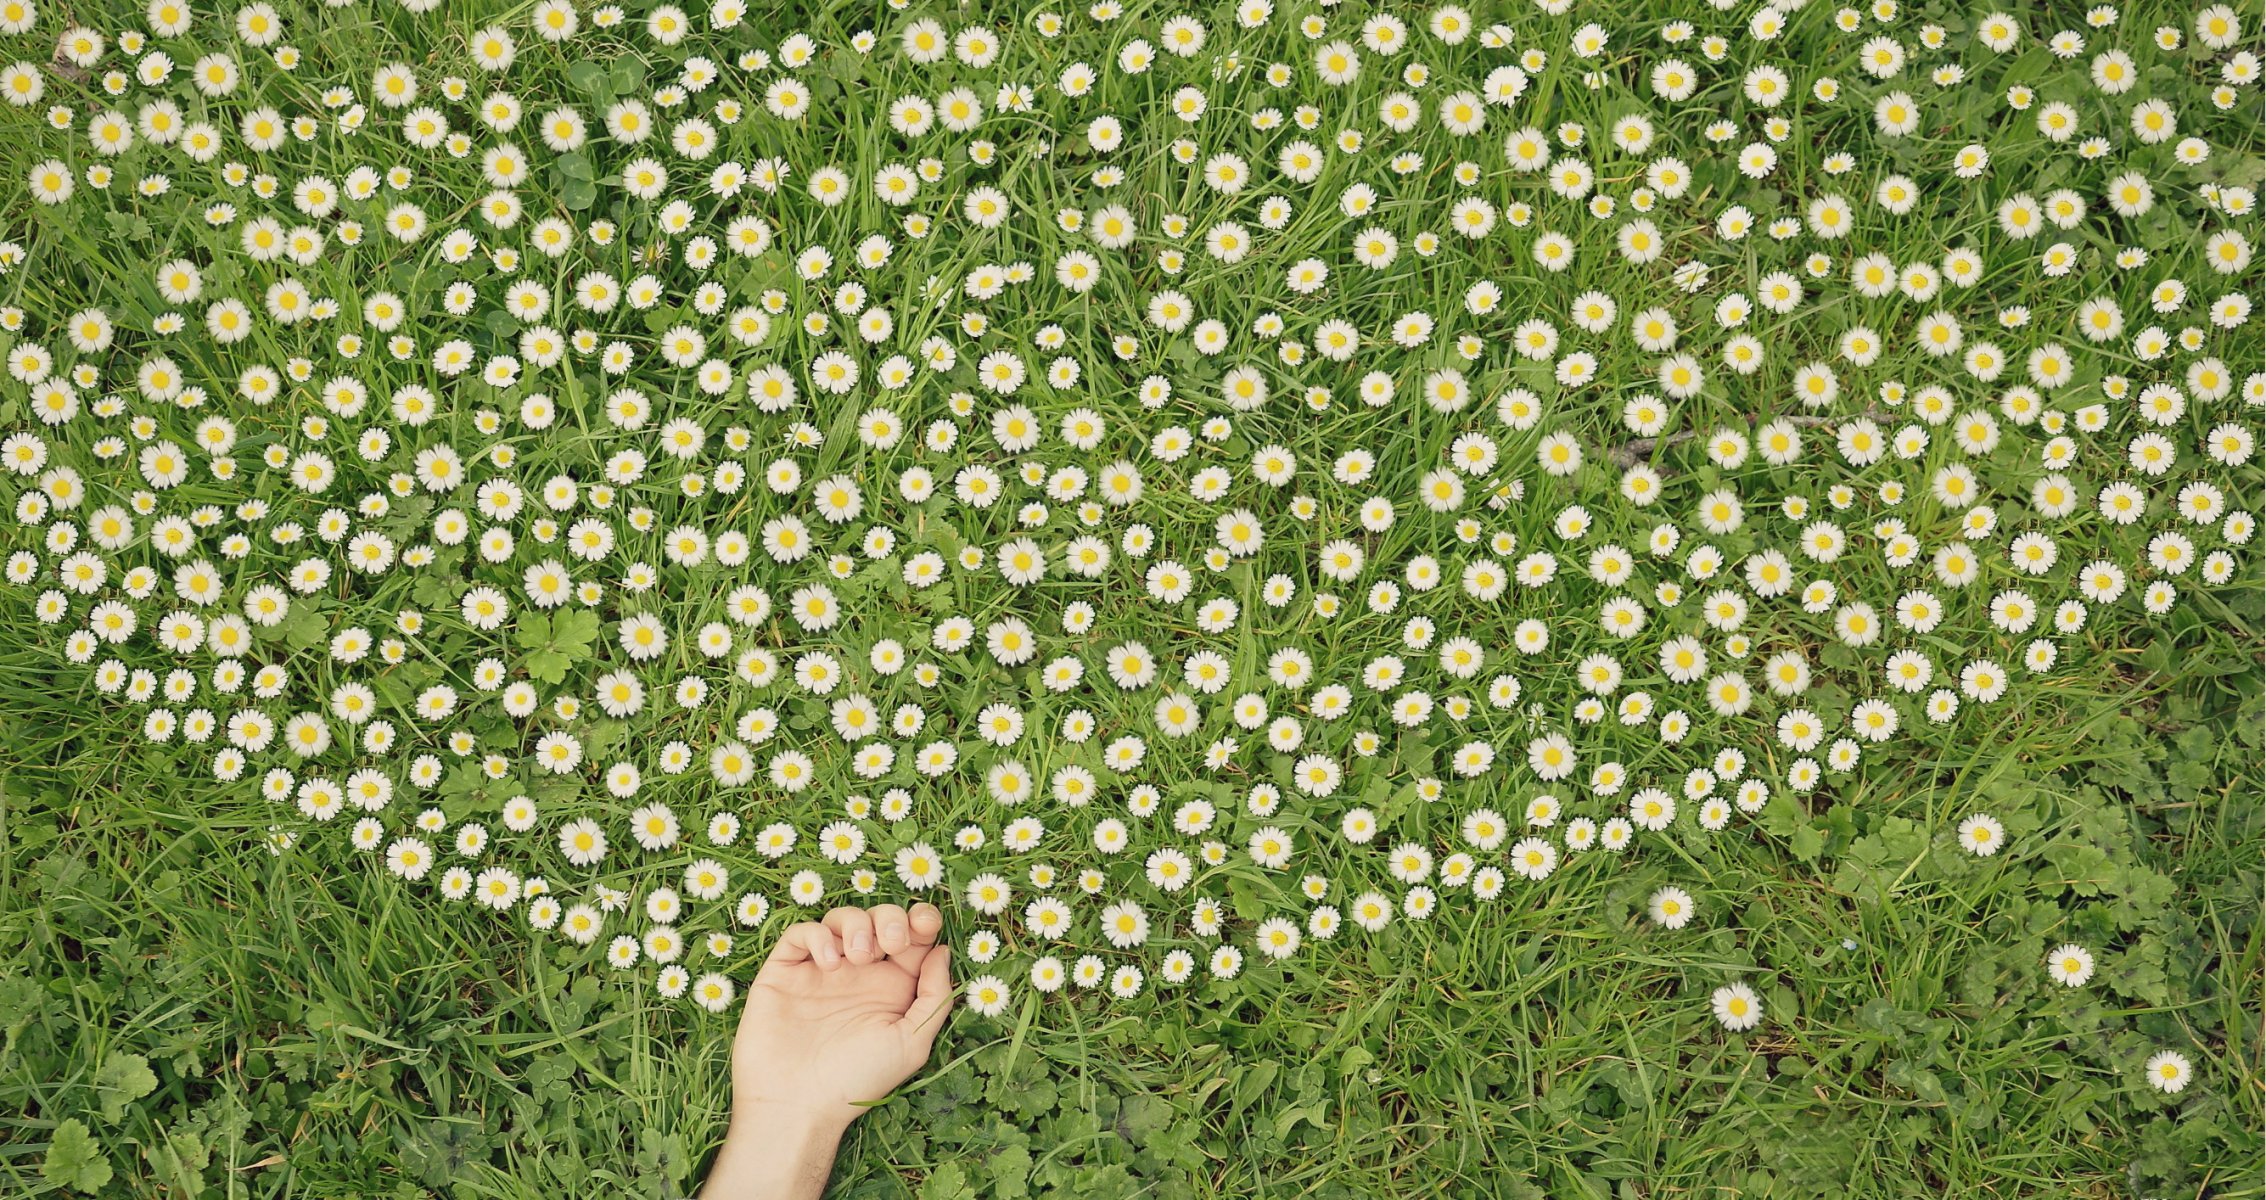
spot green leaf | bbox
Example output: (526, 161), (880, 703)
(565, 60), (607, 93)
(410, 570), (459, 610)
(988, 1142), (1034, 1199)
(517, 609), (600, 684)
(42, 1119), (113, 1193)
(635, 1128), (692, 1183)
(524, 649), (571, 684)
(1228, 877), (1265, 922)
(918, 1161), (973, 1200)
(553, 609), (600, 655)
(105, 210), (153, 242)
(437, 761), (485, 800)
(144, 1129), (209, 1196)
(1272, 1100), (1329, 1137)
(1230, 1060), (1278, 1115)
(1116, 1093), (1171, 1144)
(1831, 816), (1926, 904)
(1884, 1058), (1949, 1104)
(514, 611), (553, 651)
(94, 1053), (157, 1122)
(279, 602), (328, 650)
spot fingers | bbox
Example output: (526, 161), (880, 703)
(765, 904), (941, 977)
(907, 901), (942, 950)
(890, 903), (944, 980)
(896, 944), (953, 1051)
(875, 903), (942, 977)
(824, 906), (881, 965)
(767, 921), (841, 971)
(870, 903), (913, 958)
(873, 904), (925, 978)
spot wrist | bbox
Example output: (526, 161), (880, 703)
(729, 1095), (854, 1143)
(703, 1099), (850, 1200)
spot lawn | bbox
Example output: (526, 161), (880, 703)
(0, 0), (2260, 1196)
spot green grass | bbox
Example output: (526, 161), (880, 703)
(6, 673), (2259, 1197)
(0, 0), (2261, 1196)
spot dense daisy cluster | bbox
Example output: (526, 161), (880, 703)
(0, 0), (2254, 1091)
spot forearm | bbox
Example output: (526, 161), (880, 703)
(700, 1104), (848, 1200)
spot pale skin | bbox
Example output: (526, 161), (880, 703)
(700, 903), (953, 1200)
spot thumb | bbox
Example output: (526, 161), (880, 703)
(896, 944), (952, 1055)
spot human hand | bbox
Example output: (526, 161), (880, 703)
(700, 903), (952, 1200)
(735, 902), (954, 1123)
